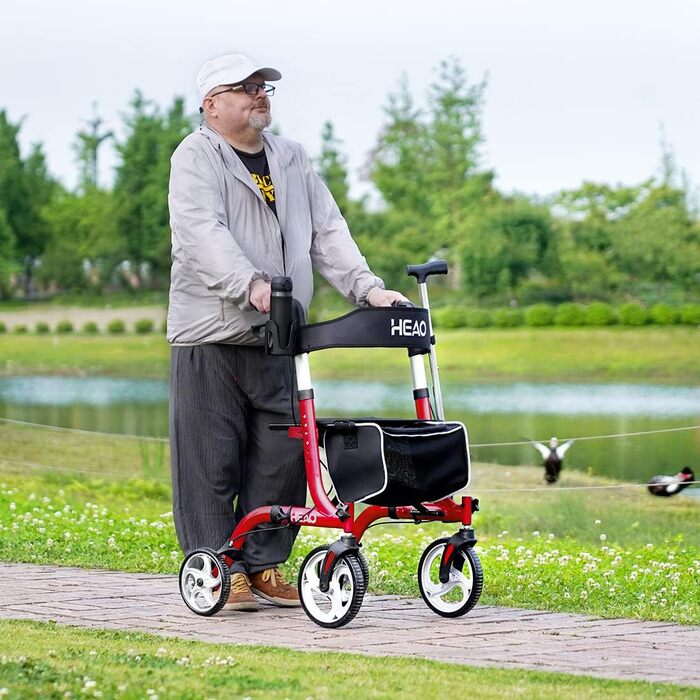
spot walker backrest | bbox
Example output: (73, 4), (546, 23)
(295, 306), (431, 354)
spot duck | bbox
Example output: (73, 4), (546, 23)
(530, 437), (575, 484)
(647, 467), (695, 497)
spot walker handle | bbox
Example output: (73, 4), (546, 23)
(406, 260), (448, 284)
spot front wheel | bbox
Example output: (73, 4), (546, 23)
(179, 548), (230, 616)
(417, 538), (483, 617)
(298, 545), (367, 628)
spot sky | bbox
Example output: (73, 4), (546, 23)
(1, 0), (698, 200)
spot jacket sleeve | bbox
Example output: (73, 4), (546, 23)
(168, 140), (268, 309)
(303, 149), (384, 306)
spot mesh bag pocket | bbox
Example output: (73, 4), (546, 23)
(323, 420), (470, 506)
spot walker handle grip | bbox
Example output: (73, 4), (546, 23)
(406, 260), (448, 284)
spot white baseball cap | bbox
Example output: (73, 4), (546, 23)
(197, 53), (282, 101)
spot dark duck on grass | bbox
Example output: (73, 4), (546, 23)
(531, 437), (575, 483)
(647, 467), (695, 497)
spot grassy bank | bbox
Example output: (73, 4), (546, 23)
(1, 424), (698, 624)
(1, 327), (699, 381)
(2, 621), (693, 700)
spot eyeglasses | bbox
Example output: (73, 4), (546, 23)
(211, 82), (275, 98)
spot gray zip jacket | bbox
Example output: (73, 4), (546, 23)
(167, 123), (384, 345)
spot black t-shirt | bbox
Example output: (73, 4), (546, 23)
(233, 146), (277, 217)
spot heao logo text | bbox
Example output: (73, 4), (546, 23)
(290, 511), (317, 525)
(390, 318), (428, 337)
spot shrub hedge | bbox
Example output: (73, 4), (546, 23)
(649, 304), (679, 325)
(6, 301), (700, 337)
(431, 302), (700, 329)
(554, 303), (586, 326)
(618, 303), (648, 326)
(464, 309), (492, 327)
(492, 308), (523, 327)
(680, 304), (700, 325)
(585, 302), (616, 326)
(524, 304), (555, 327)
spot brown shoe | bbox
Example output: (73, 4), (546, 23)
(225, 572), (261, 612)
(250, 567), (301, 607)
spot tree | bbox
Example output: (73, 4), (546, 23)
(316, 121), (350, 214)
(368, 60), (494, 289)
(74, 102), (113, 191)
(610, 182), (700, 297)
(114, 93), (194, 286)
(461, 197), (554, 299)
(0, 111), (55, 296)
(369, 75), (433, 220)
(0, 207), (15, 297)
(39, 187), (119, 291)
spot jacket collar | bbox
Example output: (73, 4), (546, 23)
(198, 122), (294, 163)
(196, 123), (290, 224)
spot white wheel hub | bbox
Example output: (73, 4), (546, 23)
(419, 544), (473, 614)
(180, 551), (224, 613)
(300, 550), (355, 624)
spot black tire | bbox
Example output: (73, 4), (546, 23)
(357, 548), (370, 586)
(417, 537), (483, 618)
(179, 548), (231, 617)
(298, 545), (367, 628)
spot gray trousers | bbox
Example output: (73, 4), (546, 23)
(169, 344), (306, 574)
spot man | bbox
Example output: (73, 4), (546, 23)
(167, 53), (406, 612)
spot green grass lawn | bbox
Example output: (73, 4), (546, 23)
(1, 327), (699, 381)
(1, 431), (698, 624)
(2, 620), (695, 700)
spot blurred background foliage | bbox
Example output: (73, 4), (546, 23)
(0, 58), (698, 312)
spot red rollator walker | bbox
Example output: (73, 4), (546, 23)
(179, 260), (483, 627)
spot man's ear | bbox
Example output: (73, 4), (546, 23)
(201, 98), (216, 119)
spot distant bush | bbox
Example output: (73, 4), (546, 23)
(82, 321), (99, 335)
(432, 306), (467, 329)
(649, 304), (679, 326)
(679, 304), (700, 325)
(586, 302), (616, 326)
(618, 303), (648, 326)
(554, 303), (586, 326)
(524, 304), (555, 327)
(0, 321), (6, 334)
(464, 309), (492, 328)
(160, 319), (168, 335)
(107, 319), (126, 334)
(134, 318), (155, 334)
(34, 322), (50, 334)
(492, 308), (523, 327)
(56, 320), (74, 334)
(13, 324), (28, 334)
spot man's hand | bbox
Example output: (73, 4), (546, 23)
(366, 287), (410, 307)
(249, 278), (272, 313)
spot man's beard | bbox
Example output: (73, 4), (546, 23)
(249, 110), (272, 130)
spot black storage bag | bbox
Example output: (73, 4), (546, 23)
(323, 421), (470, 506)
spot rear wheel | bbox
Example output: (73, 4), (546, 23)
(417, 538), (482, 617)
(298, 545), (367, 628)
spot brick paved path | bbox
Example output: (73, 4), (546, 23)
(1, 562), (698, 687)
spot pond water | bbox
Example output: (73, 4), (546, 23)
(1, 376), (698, 486)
